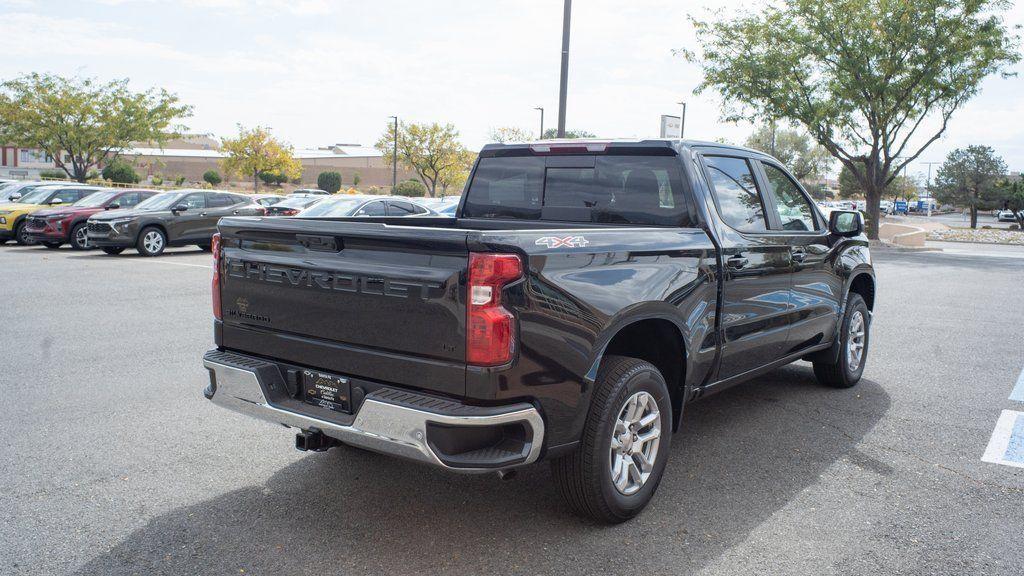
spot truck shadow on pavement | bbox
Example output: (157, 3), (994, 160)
(75, 365), (889, 575)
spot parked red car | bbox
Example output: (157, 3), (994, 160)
(24, 188), (158, 250)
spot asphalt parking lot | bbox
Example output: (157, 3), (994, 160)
(3, 243), (1023, 575)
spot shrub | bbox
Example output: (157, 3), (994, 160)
(151, 175), (164, 186)
(85, 169), (100, 181)
(39, 169), (66, 179)
(365, 186), (383, 195)
(258, 171), (277, 185)
(317, 171), (342, 193)
(101, 160), (140, 184)
(1010, 224), (1020, 230)
(274, 172), (287, 185)
(352, 172), (361, 187)
(393, 179), (427, 197)
(174, 176), (186, 186)
(203, 170), (222, 186)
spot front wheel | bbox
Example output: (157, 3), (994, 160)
(551, 355), (672, 523)
(136, 226), (166, 257)
(14, 221), (34, 246)
(70, 223), (91, 250)
(813, 293), (870, 388)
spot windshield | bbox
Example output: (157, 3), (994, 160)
(134, 192), (184, 211)
(73, 190), (119, 207)
(16, 187), (56, 204)
(276, 196), (322, 210)
(295, 197), (363, 217)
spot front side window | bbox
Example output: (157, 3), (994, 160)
(762, 163), (817, 231)
(117, 192), (142, 207)
(703, 156), (768, 233)
(180, 193), (206, 209)
(53, 188), (88, 204)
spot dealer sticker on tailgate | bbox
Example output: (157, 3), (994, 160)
(302, 370), (351, 413)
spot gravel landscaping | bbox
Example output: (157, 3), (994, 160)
(927, 227), (1024, 245)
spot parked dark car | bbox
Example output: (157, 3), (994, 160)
(250, 194), (287, 207)
(87, 190), (264, 256)
(24, 188), (158, 250)
(263, 195), (323, 216)
(201, 139), (875, 523)
(296, 195), (438, 218)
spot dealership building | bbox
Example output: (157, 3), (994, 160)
(1, 135), (415, 188)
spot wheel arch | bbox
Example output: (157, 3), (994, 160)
(845, 270), (875, 311)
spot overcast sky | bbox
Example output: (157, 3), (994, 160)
(1, 0), (1022, 179)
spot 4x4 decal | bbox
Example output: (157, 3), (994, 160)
(535, 235), (590, 249)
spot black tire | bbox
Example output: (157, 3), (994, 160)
(551, 355), (672, 524)
(14, 220), (34, 246)
(136, 226), (166, 257)
(42, 241), (62, 249)
(69, 222), (90, 250)
(101, 246), (125, 255)
(813, 293), (870, 388)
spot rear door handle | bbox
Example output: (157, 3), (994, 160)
(726, 256), (748, 269)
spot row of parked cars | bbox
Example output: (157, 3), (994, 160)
(0, 179), (459, 256)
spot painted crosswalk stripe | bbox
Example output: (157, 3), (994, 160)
(1010, 368), (1024, 402)
(982, 410), (1024, 469)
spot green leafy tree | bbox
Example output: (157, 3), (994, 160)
(685, 0), (1020, 239)
(541, 128), (596, 139)
(101, 159), (140, 184)
(221, 125), (302, 192)
(203, 170), (222, 186)
(933, 145), (1007, 228)
(991, 179), (1024, 228)
(744, 125), (831, 182)
(317, 171), (342, 193)
(0, 73), (190, 182)
(393, 179), (427, 197)
(376, 121), (469, 197)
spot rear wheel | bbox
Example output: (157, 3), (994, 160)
(813, 293), (870, 388)
(136, 226), (166, 257)
(70, 222), (90, 250)
(42, 241), (62, 249)
(551, 355), (672, 523)
(14, 221), (34, 246)
(101, 246), (125, 255)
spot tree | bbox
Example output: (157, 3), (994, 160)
(992, 179), (1024, 229)
(686, 0), (1020, 239)
(933, 145), (1007, 228)
(438, 149), (476, 195)
(542, 128), (596, 139)
(394, 179), (427, 197)
(203, 170), (222, 186)
(0, 73), (191, 182)
(221, 126), (301, 192)
(489, 127), (534, 143)
(352, 172), (361, 187)
(376, 121), (469, 197)
(744, 125), (831, 181)
(317, 171), (342, 193)
(101, 159), (140, 184)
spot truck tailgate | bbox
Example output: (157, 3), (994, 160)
(216, 217), (469, 395)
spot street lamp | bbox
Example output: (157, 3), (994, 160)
(676, 100), (687, 139)
(534, 107), (544, 139)
(556, 0), (572, 138)
(388, 116), (398, 189)
(921, 161), (940, 218)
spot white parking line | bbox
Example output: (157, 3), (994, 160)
(982, 410), (1024, 469)
(1010, 368), (1024, 403)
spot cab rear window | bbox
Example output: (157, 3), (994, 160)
(462, 155), (694, 226)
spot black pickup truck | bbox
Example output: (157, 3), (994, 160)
(202, 139), (875, 523)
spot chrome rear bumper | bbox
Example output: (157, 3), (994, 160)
(202, 350), (544, 471)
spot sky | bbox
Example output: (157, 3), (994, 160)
(1, 0), (1023, 181)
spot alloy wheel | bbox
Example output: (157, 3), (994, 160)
(609, 391), (662, 496)
(847, 310), (866, 371)
(75, 226), (90, 249)
(143, 230), (164, 254)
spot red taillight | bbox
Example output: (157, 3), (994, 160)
(281, 209), (298, 216)
(467, 253), (523, 366)
(211, 232), (222, 320)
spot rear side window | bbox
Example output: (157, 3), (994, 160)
(356, 201), (387, 216)
(117, 192), (141, 207)
(207, 193), (236, 208)
(462, 155), (693, 226)
(703, 156), (768, 233)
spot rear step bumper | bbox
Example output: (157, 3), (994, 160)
(202, 350), (545, 472)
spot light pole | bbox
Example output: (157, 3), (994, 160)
(921, 161), (940, 218)
(556, 0), (572, 138)
(534, 107), (544, 139)
(388, 116), (398, 189)
(676, 101), (687, 139)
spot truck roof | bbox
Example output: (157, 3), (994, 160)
(479, 138), (770, 158)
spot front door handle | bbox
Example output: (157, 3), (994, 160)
(726, 256), (748, 269)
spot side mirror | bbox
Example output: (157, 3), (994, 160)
(49, 198), (63, 205)
(106, 203), (120, 210)
(829, 210), (863, 237)
(10, 192), (22, 201)
(172, 204), (189, 214)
